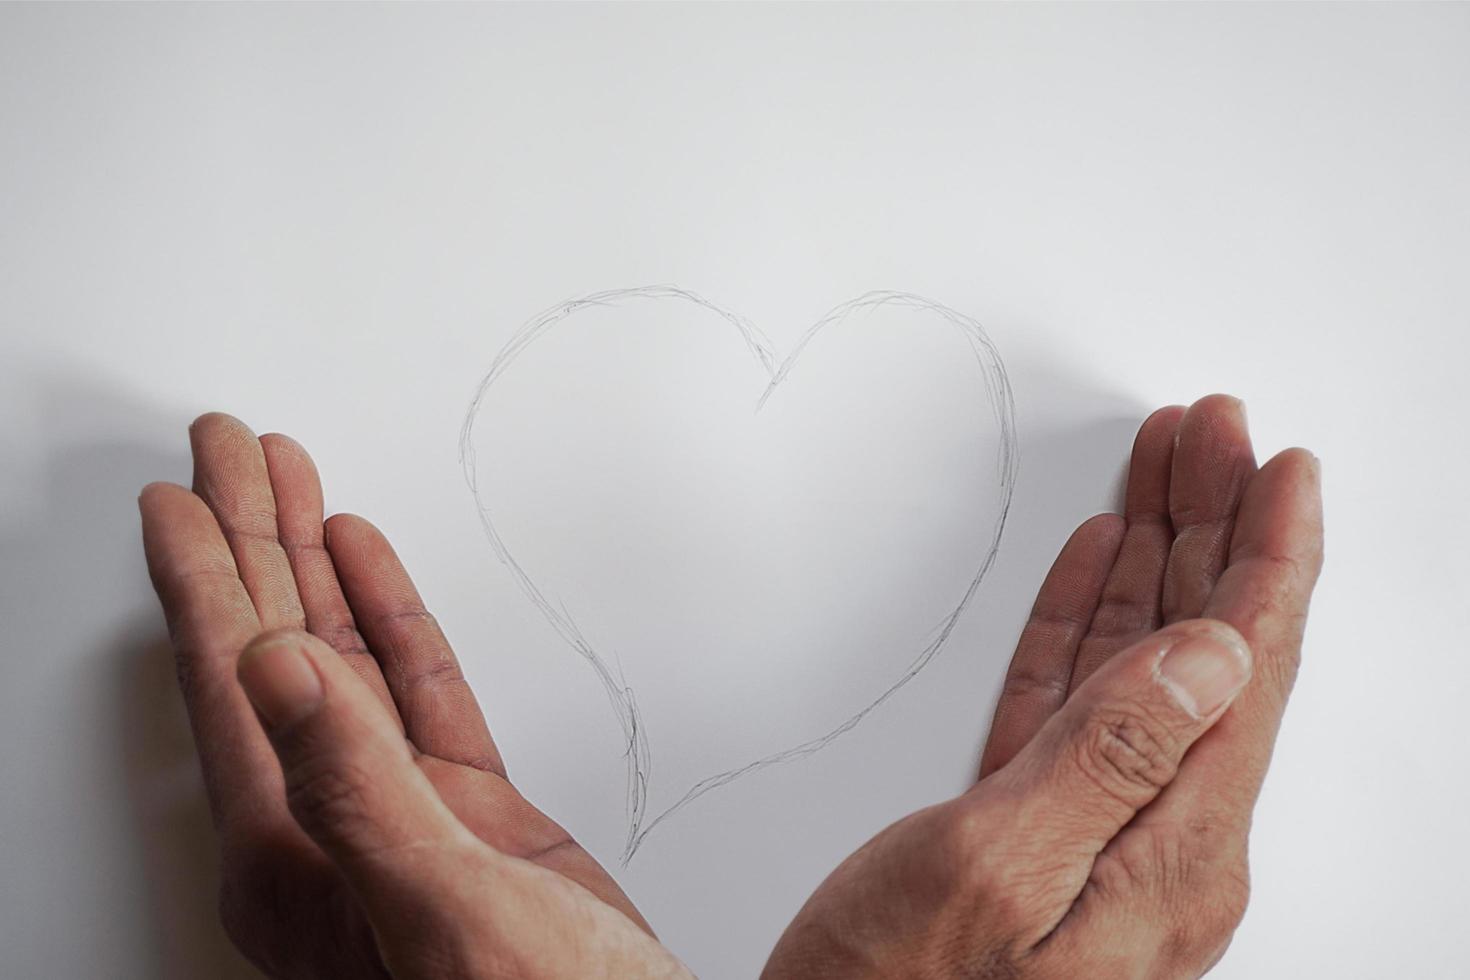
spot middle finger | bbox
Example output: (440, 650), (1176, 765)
(1161, 394), (1256, 623)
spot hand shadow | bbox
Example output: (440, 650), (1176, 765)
(2, 371), (261, 979)
(114, 620), (262, 980)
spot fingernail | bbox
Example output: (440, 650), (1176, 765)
(1156, 631), (1252, 717)
(238, 635), (323, 727)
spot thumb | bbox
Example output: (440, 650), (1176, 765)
(991, 619), (1252, 863)
(236, 629), (474, 896)
(237, 630), (694, 980)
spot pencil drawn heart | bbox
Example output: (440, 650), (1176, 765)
(460, 286), (1016, 861)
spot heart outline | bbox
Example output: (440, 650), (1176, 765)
(460, 285), (1017, 862)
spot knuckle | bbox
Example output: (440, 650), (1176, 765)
(1232, 553), (1314, 624)
(1253, 557), (1307, 612)
(459, 751), (505, 775)
(370, 607), (438, 633)
(409, 650), (463, 688)
(1086, 595), (1156, 640)
(1000, 660), (1071, 706)
(216, 509), (281, 540)
(1074, 706), (1180, 804)
(280, 536), (328, 561)
(399, 653), (467, 700)
(318, 622), (371, 659)
(171, 646), (200, 700)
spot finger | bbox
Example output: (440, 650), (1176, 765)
(235, 629), (474, 905)
(1132, 449), (1323, 839)
(190, 413), (305, 631)
(139, 482), (289, 833)
(259, 433), (399, 718)
(1034, 453), (1320, 978)
(1068, 405), (1184, 692)
(1161, 394), (1257, 623)
(978, 514), (1125, 779)
(326, 514), (505, 776)
(238, 630), (686, 977)
(980, 619), (1252, 883)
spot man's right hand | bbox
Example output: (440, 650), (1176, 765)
(763, 395), (1324, 979)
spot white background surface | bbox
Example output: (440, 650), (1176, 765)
(2, 5), (1467, 978)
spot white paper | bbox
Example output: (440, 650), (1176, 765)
(2, 5), (1467, 978)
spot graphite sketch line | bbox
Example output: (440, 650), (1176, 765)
(460, 285), (1017, 862)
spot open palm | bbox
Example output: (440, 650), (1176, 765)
(140, 414), (654, 978)
(764, 394), (1324, 978)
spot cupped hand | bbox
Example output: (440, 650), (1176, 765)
(140, 414), (690, 979)
(762, 395), (1324, 979)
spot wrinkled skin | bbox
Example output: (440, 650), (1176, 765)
(140, 394), (1320, 979)
(762, 396), (1323, 979)
(140, 416), (688, 979)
